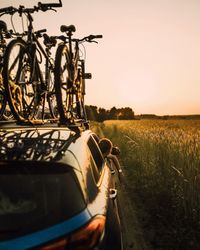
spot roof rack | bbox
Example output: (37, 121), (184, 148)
(0, 118), (90, 132)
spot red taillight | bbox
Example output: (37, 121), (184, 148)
(69, 215), (106, 249)
(40, 239), (68, 250)
(40, 215), (106, 250)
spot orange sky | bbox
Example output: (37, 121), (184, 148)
(1, 0), (200, 115)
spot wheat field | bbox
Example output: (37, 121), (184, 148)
(91, 119), (200, 248)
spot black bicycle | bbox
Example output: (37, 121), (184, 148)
(0, 20), (13, 121)
(54, 25), (102, 125)
(1, 1), (62, 123)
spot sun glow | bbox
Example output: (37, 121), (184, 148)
(1, 0), (200, 115)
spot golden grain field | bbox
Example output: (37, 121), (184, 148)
(91, 119), (200, 223)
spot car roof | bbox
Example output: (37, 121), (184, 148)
(0, 121), (93, 166)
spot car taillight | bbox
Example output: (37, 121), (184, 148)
(39, 239), (68, 250)
(40, 215), (106, 250)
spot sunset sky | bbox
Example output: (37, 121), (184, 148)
(1, 0), (200, 115)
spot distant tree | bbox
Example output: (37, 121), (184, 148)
(85, 105), (98, 121)
(85, 105), (135, 121)
(117, 107), (135, 120)
(109, 106), (118, 120)
(98, 108), (108, 121)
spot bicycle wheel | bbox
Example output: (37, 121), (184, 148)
(0, 71), (14, 122)
(75, 66), (87, 120)
(0, 70), (6, 120)
(0, 67), (14, 121)
(3, 39), (39, 122)
(47, 68), (58, 120)
(55, 44), (74, 123)
(0, 68), (6, 119)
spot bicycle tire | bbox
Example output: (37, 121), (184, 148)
(54, 44), (74, 123)
(0, 69), (6, 119)
(0, 67), (14, 121)
(3, 39), (39, 122)
(75, 67), (87, 120)
(47, 67), (58, 120)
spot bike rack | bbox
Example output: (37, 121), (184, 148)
(0, 117), (90, 132)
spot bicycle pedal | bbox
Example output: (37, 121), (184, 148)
(83, 73), (92, 79)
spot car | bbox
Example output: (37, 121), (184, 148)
(0, 122), (123, 250)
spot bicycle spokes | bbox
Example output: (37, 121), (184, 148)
(3, 40), (38, 121)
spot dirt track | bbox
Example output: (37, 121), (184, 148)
(117, 170), (151, 250)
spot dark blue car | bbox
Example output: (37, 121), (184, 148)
(0, 123), (123, 250)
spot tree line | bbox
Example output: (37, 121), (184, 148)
(85, 105), (135, 121)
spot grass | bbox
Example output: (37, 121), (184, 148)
(90, 119), (200, 250)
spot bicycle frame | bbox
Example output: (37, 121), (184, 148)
(0, 29), (11, 120)
(22, 11), (53, 88)
(72, 40), (81, 84)
(32, 35), (54, 89)
(30, 34), (55, 120)
(65, 39), (88, 121)
(11, 10), (56, 120)
(53, 25), (102, 125)
(0, 2), (62, 122)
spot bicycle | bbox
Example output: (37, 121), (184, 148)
(1, 1), (62, 123)
(0, 20), (13, 121)
(54, 24), (102, 125)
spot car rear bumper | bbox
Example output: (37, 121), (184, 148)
(0, 209), (91, 250)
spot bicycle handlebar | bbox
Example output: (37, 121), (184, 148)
(0, 6), (17, 14)
(35, 28), (47, 37)
(38, 0), (62, 10)
(85, 35), (103, 41)
(79, 34), (103, 43)
(52, 34), (103, 44)
(0, 1), (62, 15)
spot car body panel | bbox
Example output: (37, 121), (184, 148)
(0, 123), (122, 250)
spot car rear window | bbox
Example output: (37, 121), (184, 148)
(0, 162), (85, 240)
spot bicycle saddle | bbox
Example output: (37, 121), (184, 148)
(0, 20), (7, 32)
(60, 24), (76, 33)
